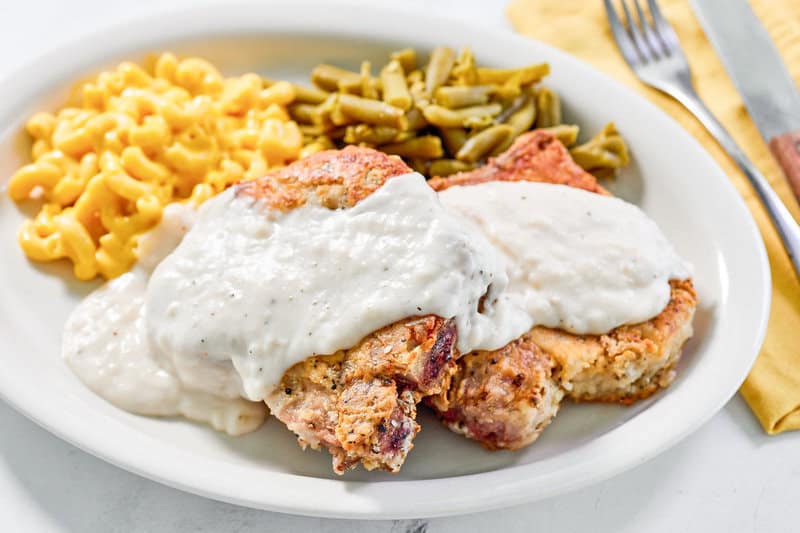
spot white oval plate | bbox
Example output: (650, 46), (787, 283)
(0, 2), (770, 519)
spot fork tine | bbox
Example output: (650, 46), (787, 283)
(603, 0), (641, 66)
(620, 0), (653, 62)
(647, 0), (681, 53)
(633, 0), (665, 57)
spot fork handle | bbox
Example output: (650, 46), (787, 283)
(672, 89), (800, 280)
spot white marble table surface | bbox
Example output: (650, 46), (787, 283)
(1, 1), (798, 531)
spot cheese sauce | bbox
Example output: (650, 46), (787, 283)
(63, 172), (689, 425)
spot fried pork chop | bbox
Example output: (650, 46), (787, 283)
(427, 130), (697, 450)
(239, 130), (695, 468)
(237, 147), (458, 474)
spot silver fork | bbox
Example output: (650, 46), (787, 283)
(604, 0), (800, 279)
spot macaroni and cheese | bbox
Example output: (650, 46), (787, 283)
(8, 53), (303, 280)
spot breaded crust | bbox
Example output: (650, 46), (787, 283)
(236, 145), (412, 210)
(532, 279), (697, 404)
(427, 130), (697, 450)
(426, 331), (563, 451)
(429, 130), (610, 196)
(266, 316), (457, 473)
(240, 147), (458, 474)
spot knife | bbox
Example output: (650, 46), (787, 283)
(691, 0), (800, 203)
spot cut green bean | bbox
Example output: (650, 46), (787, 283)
(451, 48), (478, 85)
(434, 85), (493, 108)
(503, 96), (536, 137)
(380, 60), (412, 111)
(541, 124), (579, 146)
(534, 87), (561, 128)
(360, 61), (378, 100)
(343, 124), (399, 145)
(404, 108), (428, 131)
(337, 93), (407, 129)
(476, 63), (550, 85)
(456, 124), (514, 163)
(382, 135), (443, 159)
(289, 103), (317, 124)
(264, 78), (329, 104)
(391, 48), (417, 73)
(425, 47), (456, 97)
(311, 64), (362, 92)
(429, 158), (474, 177)
(421, 103), (502, 128)
(569, 122), (629, 171)
(440, 127), (468, 156)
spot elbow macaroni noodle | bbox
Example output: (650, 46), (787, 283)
(8, 53), (303, 280)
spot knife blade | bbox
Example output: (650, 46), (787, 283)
(691, 0), (800, 202)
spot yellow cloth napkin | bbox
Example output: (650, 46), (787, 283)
(507, 0), (800, 433)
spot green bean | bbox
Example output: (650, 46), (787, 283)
(440, 128), (468, 156)
(409, 80), (429, 107)
(343, 124), (399, 145)
(312, 94), (338, 129)
(289, 103), (317, 124)
(391, 48), (417, 74)
(434, 85), (493, 108)
(360, 61), (378, 100)
(382, 135), (443, 159)
(451, 48), (478, 85)
(291, 84), (328, 104)
(541, 124), (580, 146)
(456, 125), (514, 163)
(503, 96), (536, 137)
(534, 87), (561, 128)
(494, 72), (526, 100)
(425, 47), (456, 97)
(463, 115), (495, 129)
(330, 97), (354, 126)
(421, 103), (502, 128)
(429, 158), (474, 177)
(337, 93), (407, 129)
(405, 107), (428, 131)
(569, 122), (629, 171)
(495, 94), (527, 123)
(311, 64), (362, 92)
(264, 78), (329, 104)
(476, 63), (550, 85)
(380, 60), (412, 111)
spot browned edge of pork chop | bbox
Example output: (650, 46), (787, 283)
(239, 147), (459, 473)
(426, 130), (697, 450)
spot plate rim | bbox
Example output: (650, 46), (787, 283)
(0, 1), (772, 519)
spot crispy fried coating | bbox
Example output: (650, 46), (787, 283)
(427, 131), (696, 450)
(428, 129), (609, 195)
(238, 149), (458, 474)
(426, 332), (563, 451)
(533, 279), (696, 404)
(236, 145), (412, 210)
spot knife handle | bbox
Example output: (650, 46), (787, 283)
(769, 131), (800, 204)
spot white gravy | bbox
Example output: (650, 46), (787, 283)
(62, 204), (268, 435)
(146, 173), (509, 401)
(438, 181), (690, 333)
(64, 172), (689, 424)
